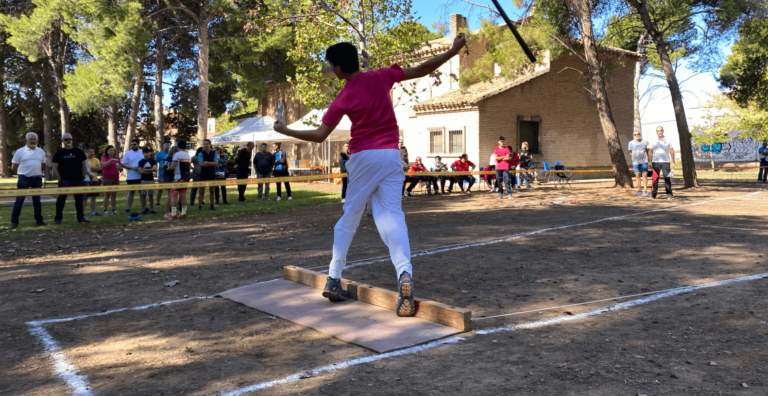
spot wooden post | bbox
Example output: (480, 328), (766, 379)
(283, 265), (472, 331)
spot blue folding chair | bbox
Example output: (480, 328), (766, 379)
(543, 161), (552, 183)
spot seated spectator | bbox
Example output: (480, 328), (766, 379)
(451, 154), (476, 193)
(517, 142), (534, 188)
(431, 156), (454, 193)
(507, 146), (519, 191)
(487, 152), (498, 192)
(405, 156), (437, 196)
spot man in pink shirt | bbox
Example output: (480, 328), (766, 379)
(274, 33), (467, 317)
(493, 136), (514, 199)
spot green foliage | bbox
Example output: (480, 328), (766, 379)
(459, 17), (562, 88)
(719, 17), (768, 110)
(253, 0), (439, 111)
(694, 93), (768, 142)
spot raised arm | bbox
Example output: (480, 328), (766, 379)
(402, 33), (466, 81)
(272, 122), (336, 144)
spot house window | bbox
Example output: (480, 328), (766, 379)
(429, 130), (444, 154)
(518, 118), (540, 154)
(448, 129), (464, 154)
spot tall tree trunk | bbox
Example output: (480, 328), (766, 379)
(634, 31), (647, 136)
(0, 47), (8, 178)
(356, 0), (371, 71)
(196, 20), (210, 147)
(154, 27), (165, 149)
(45, 24), (71, 136)
(124, 68), (144, 154)
(41, 68), (54, 161)
(629, 0), (698, 188)
(108, 101), (119, 151)
(568, 0), (633, 187)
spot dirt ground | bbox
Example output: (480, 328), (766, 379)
(1, 180), (767, 395)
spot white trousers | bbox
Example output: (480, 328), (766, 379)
(329, 149), (412, 280)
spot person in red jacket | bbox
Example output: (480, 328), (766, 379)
(405, 156), (437, 196)
(507, 145), (519, 192)
(451, 154), (476, 193)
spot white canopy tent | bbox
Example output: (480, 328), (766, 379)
(287, 109), (352, 172)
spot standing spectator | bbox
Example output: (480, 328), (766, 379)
(487, 151), (498, 192)
(628, 131), (652, 196)
(517, 141), (534, 188)
(121, 139), (144, 214)
(214, 146), (229, 205)
(10, 132), (47, 228)
(507, 145), (519, 191)
(758, 141), (768, 183)
(253, 143), (274, 201)
(197, 139), (218, 212)
(650, 126), (675, 199)
(339, 142), (350, 203)
(165, 140), (191, 219)
(101, 145), (122, 215)
(154, 141), (170, 209)
(138, 148), (157, 214)
(162, 146), (179, 217)
(272, 142), (292, 201)
(189, 147), (204, 207)
(451, 154), (476, 193)
(78, 143), (96, 221)
(431, 155), (454, 193)
(399, 137), (413, 196)
(494, 136), (513, 199)
(235, 142), (254, 202)
(405, 156), (437, 196)
(83, 147), (103, 216)
(51, 133), (88, 225)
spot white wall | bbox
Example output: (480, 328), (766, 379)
(407, 110), (480, 167)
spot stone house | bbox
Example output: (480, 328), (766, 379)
(257, 14), (639, 172)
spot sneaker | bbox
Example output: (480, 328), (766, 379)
(239, 199), (249, 203)
(396, 272), (415, 317)
(90, 212), (99, 217)
(175, 214), (186, 219)
(433, 191), (440, 195)
(78, 217), (90, 224)
(265, 197), (271, 201)
(11, 223), (18, 229)
(636, 191), (643, 196)
(497, 194), (503, 199)
(141, 208), (151, 215)
(210, 205), (216, 211)
(124, 209), (131, 215)
(341, 198), (346, 203)
(164, 214), (175, 220)
(223, 201), (229, 204)
(508, 194), (514, 200)
(288, 196), (292, 201)
(112, 209), (119, 215)
(404, 191), (413, 197)
(36, 221), (47, 226)
(149, 210), (157, 215)
(277, 196), (282, 201)
(322, 277), (350, 302)
(427, 191), (433, 196)
(155, 203), (160, 208)
(103, 210), (109, 216)
(54, 218), (62, 225)
(643, 191), (650, 197)
(198, 206), (202, 212)
(667, 194), (674, 200)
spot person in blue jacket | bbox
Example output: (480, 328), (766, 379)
(272, 142), (292, 201)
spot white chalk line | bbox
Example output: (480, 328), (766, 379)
(27, 325), (94, 396)
(476, 271), (768, 334)
(320, 190), (764, 273)
(618, 219), (761, 232)
(26, 189), (764, 395)
(214, 271), (768, 395)
(214, 336), (464, 396)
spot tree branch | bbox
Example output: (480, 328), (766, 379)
(658, 8), (722, 35)
(549, 34), (587, 64)
(316, 1), (364, 41)
(173, 0), (199, 23)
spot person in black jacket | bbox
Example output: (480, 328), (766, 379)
(339, 142), (350, 203)
(235, 142), (254, 202)
(272, 142), (292, 201)
(253, 143), (274, 201)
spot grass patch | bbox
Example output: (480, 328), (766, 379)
(0, 182), (340, 240)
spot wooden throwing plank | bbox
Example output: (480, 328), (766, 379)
(283, 265), (472, 331)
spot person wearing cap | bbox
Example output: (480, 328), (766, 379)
(138, 147), (158, 214)
(51, 133), (89, 225)
(10, 132), (47, 228)
(121, 139), (144, 214)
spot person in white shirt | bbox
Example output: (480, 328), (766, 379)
(120, 139), (144, 214)
(10, 132), (47, 228)
(627, 131), (652, 196)
(650, 126), (675, 199)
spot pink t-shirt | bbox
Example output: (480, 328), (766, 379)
(493, 146), (511, 170)
(101, 156), (121, 179)
(322, 64), (405, 154)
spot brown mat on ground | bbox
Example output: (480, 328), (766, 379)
(218, 279), (464, 353)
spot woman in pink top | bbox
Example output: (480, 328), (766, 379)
(274, 33), (467, 317)
(101, 145), (122, 215)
